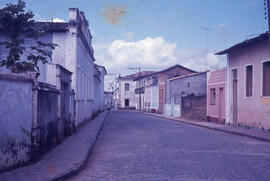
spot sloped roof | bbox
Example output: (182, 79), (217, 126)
(119, 71), (155, 80)
(169, 71), (208, 81)
(134, 64), (197, 81)
(95, 64), (107, 75)
(153, 64), (196, 75)
(216, 32), (269, 55)
(208, 68), (226, 84)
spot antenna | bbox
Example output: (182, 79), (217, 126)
(200, 27), (212, 71)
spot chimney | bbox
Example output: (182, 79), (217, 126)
(69, 8), (79, 26)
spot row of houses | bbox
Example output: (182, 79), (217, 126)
(0, 8), (106, 172)
(117, 31), (270, 131)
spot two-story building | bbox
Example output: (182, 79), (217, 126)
(0, 8), (106, 126)
(134, 75), (158, 112)
(118, 71), (154, 109)
(93, 64), (107, 114)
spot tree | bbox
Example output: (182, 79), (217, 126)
(0, 0), (57, 74)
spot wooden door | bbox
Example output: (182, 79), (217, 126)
(218, 87), (224, 122)
(232, 69), (238, 124)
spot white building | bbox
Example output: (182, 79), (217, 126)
(44, 8), (96, 126)
(134, 75), (159, 111)
(0, 8), (104, 126)
(96, 65), (107, 111)
(93, 64), (107, 114)
(118, 71), (154, 109)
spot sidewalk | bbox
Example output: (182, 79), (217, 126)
(137, 111), (270, 143)
(0, 111), (108, 181)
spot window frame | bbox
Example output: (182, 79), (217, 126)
(261, 59), (270, 97)
(244, 64), (254, 98)
(125, 83), (130, 91)
(210, 88), (216, 105)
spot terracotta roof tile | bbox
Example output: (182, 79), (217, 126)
(119, 71), (155, 80)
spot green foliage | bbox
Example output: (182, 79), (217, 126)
(0, 0), (57, 73)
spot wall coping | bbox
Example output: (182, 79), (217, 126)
(0, 72), (34, 83)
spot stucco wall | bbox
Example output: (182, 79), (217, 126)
(168, 73), (207, 104)
(0, 33), (52, 83)
(227, 39), (270, 129)
(151, 85), (159, 109)
(207, 69), (226, 123)
(119, 79), (137, 108)
(76, 38), (94, 124)
(168, 73), (207, 120)
(0, 74), (33, 172)
(93, 75), (101, 114)
(37, 85), (59, 155)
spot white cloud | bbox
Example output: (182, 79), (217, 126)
(52, 18), (65, 22)
(94, 35), (226, 76)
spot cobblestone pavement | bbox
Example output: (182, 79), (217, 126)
(67, 110), (270, 181)
(139, 111), (270, 143)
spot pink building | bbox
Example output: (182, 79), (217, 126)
(207, 69), (226, 124)
(217, 32), (270, 129)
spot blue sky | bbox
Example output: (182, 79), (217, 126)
(0, 0), (267, 90)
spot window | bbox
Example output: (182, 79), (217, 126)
(210, 88), (216, 105)
(263, 61), (270, 96)
(245, 65), (253, 97)
(125, 83), (129, 91)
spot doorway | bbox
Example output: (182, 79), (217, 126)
(218, 87), (224, 122)
(125, 99), (129, 107)
(232, 69), (238, 124)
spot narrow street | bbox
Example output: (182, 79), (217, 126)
(68, 111), (270, 181)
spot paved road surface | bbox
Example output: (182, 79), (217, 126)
(67, 111), (270, 181)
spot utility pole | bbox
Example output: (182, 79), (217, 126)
(129, 67), (141, 110)
(107, 73), (118, 109)
(201, 27), (211, 71)
(107, 73), (117, 92)
(267, 0), (270, 31)
(266, 0), (270, 55)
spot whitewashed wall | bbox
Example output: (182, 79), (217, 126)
(119, 79), (137, 108)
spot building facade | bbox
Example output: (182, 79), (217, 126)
(207, 69), (226, 124)
(104, 91), (114, 109)
(134, 75), (158, 112)
(216, 32), (270, 129)
(0, 7), (107, 171)
(96, 65), (107, 111)
(135, 65), (196, 113)
(93, 64), (107, 114)
(118, 71), (154, 109)
(166, 72), (207, 120)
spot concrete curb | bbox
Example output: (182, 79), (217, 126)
(52, 110), (109, 181)
(132, 110), (270, 144)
